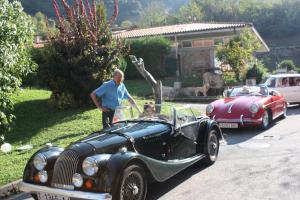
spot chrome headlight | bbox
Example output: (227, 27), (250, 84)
(38, 170), (48, 183)
(72, 173), (83, 187)
(206, 104), (214, 114)
(82, 157), (99, 176)
(249, 104), (259, 114)
(33, 153), (47, 171)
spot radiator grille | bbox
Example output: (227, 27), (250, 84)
(51, 149), (79, 187)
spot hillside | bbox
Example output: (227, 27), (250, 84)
(20, 0), (187, 22)
(20, 0), (300, 50)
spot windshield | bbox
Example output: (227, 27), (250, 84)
(113, 104), (174, 124)
(112, 104), (203, 125)
(265, 77), (276, 87)
(229, 86), (268, 97)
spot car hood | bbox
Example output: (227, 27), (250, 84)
(73, 121), (171, 154)
(211, 96), (266, 117)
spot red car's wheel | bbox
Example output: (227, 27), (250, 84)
(281, 105), (287, 119)
(261, 110), (271, 130)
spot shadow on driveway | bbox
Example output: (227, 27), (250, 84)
(147, 161), (209, 200)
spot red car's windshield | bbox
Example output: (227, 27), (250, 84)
(229, 86), (268, 97)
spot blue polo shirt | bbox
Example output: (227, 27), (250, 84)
(94, 80), (130, 110)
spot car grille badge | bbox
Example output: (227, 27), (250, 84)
(227, 104), (233, 113)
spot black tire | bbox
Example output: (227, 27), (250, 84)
(261, 110), (271, 130)
(31, 194), (38, 200)
(115, 164), (147, 200)
(203, 129), (219, 165)
(280, 105), (287, 119)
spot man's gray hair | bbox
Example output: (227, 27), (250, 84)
(113, 69), (124, 80)
(113, 69), (124, 78)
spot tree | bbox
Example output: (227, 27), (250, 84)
(40, 0), (128, 109)
(216, 28), (261, 82)
(31, 12), (56, 40)
(0, 0), (35, 134)
(177, 0), (204, 23)
(139, 2), (167, 27)
(121, 20), (134, 28)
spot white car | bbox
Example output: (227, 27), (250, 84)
(264, 74), (300, 104)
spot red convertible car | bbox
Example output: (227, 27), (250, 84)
(206, 85), (287, 129)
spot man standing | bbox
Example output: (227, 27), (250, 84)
(90, 69), (139, 128)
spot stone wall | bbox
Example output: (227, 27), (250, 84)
(255, 46), (300, 69)
(179, 47), (214, 77)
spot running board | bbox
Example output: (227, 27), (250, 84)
(138, 153), (206, 182)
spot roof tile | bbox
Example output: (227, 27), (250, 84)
(114, 23), (247, 38)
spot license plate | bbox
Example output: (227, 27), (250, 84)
(219, 123), (238, 128)
(37, 192), (70, 200)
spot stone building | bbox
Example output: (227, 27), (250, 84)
(114, 23), (269, 79)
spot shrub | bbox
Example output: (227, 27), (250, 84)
(23, 47), (46, 87)
(245, 61), (268, 84)
(223, 72), (238, 86)
(278, 59), (299, 72)
(40, 0), (128, 109)
(0, 0), (35, 134)
(125, 37), (172, 79)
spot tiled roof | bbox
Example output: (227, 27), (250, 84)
(114, 23), (248, 39)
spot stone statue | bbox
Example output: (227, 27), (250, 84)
(129, 55), (162, 112)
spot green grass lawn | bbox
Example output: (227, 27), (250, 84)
(0, 85), (154, 186)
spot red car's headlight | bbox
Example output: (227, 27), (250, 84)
(206, 104), (214, 114)
(249, 104), (259, 114)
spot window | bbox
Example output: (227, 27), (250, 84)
(289, 77), (300, 86)
(265, 78), (276, 87)
(182, 39), (214, 48)
(182, 41), (192, 48)
(278, 78), (289, 87)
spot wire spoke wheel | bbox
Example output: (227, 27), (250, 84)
(119, 165), (147, 200)
(204, 130), (219, 165)
(208, 133), (218, 160)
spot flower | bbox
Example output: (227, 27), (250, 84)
(1, 143), (12, 153)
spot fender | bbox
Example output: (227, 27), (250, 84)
(23, 146), (64, 185)
(197, 118), (224, 153)
(106, 151), (205, 192)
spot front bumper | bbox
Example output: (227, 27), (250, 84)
(20, 182), (112, 200)
(213, 115), (263, 126)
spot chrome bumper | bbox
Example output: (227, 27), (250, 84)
(20, 182), (112, 200)
(214, 115), (263, 126)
